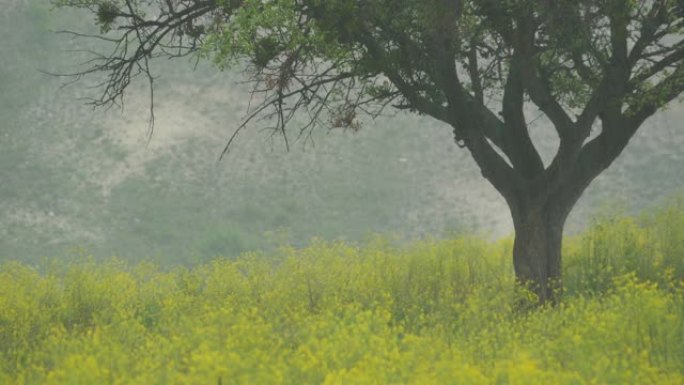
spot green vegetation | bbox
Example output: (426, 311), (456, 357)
(2, 199), (683, 384)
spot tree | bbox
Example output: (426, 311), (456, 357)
(54, 0), (684, 303)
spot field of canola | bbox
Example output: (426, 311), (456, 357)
(1, 200), (684, 384)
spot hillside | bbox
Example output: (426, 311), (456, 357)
(0, 0), (683, 263)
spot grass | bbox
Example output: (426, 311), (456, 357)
(1, 198), (683, 384)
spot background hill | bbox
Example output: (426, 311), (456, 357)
(1, 0), (683, 264)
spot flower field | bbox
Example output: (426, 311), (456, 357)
(1, 200), (684, 384)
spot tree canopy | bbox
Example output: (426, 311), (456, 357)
(54, 0), (684, 303)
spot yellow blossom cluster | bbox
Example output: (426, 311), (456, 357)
(1, 199), (683, 384)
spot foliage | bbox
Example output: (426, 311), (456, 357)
(2, 202), (684, 384)
(49, 0), (684, 146)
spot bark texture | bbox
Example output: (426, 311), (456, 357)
(511, 204), (566, 304)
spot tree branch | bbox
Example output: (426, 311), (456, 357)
(501, 55), (545, 178)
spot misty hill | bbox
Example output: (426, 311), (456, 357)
(1, 0), (683, 264)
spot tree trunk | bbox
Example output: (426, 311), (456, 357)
(511, 204), (568, 305)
